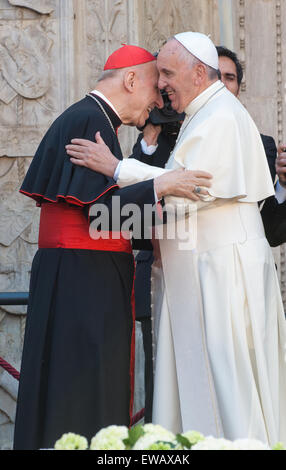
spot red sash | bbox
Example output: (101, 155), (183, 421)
(38, 202), (132, 253)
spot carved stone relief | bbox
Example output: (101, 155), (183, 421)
(8, 0), (55, 15)
(0, 26), (50, 102)
(0, 1), (58, 158)
(137, 0), (220, 52)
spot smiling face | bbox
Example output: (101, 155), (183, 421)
(126, 61), (164, 127)
(156, 39), (199, 113)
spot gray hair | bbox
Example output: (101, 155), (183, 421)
(96, 69), (122, 82)
(97, 61), (155, 83)
(171, 36), (219, 80)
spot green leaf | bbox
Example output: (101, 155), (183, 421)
(176, 434), (192, 449)
(123, 425), (145, 449)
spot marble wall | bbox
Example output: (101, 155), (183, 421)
(0, 0), (285, 449)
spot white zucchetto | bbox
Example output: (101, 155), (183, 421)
(174, 31), (219, 70)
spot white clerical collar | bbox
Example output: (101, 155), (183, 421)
(184, 80), (225, 117)
(90, 89), (121, 119)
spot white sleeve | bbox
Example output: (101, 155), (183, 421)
(117, 158), (170, 188)
(117, 158), (214, 215)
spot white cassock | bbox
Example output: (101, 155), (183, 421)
(117, 80), (286, 446)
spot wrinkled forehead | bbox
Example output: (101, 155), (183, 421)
(157, 39), (183, 70)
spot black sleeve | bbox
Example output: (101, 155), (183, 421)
(261, 196), (286, 247)
(20, 101), (119, 206)
(132, 238), (154, 251)
(129, 133), (172, 168)
(129, 134), (145, 161)
(129, 134), (159, 166)
(261, 134), (277, 183)
(88, 178), (160, 238)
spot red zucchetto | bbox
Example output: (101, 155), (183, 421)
(104, 44), (156, 70)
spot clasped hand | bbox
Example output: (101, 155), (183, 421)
(276, 144), (286, 188)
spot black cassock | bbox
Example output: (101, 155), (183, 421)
(13, 95), (156, 450)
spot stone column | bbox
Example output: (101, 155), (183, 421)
(218, 0), (234, 50)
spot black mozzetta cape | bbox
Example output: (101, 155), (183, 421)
(20, 95), (122, 206)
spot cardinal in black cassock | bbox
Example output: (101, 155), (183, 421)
(13, 45), (158, 450)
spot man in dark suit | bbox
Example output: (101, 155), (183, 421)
(262, 143), (286, 246)
(216, 46), (286, 247)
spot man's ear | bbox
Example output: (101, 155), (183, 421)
(194, 63), (207, 85)
(123, 70), (136, 92)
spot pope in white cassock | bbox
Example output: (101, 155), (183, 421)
(67, 32), (286, 446)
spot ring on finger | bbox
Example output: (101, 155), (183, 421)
(194, 186), (202, 194)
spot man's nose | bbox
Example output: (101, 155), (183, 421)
(156, 91), (164, 109)
(158, 75), (167, 92)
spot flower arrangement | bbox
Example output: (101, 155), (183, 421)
(54, 424), (285, 451)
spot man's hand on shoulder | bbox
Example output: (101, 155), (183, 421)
(276, 144), (286, 188)
(66, 131), (118, 178)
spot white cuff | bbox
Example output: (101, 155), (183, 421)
(113, 161), (122, 182)
(140, 138), (158, 155)
(275, 180), (286, 203)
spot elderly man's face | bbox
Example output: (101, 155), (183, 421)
(218, 56), (240, 97)
(157, 40), (197, 113)
(130, 61), (163, 128)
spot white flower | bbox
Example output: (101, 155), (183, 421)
(132, 424), (176, 450)
(233, 439), (271, 450)
(142, 423), (176, 440)
(54, 432), (88, 450)
(192, 436), (237, 450)
(181, 430), (205, 446)
(90, 425), (129, 450)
